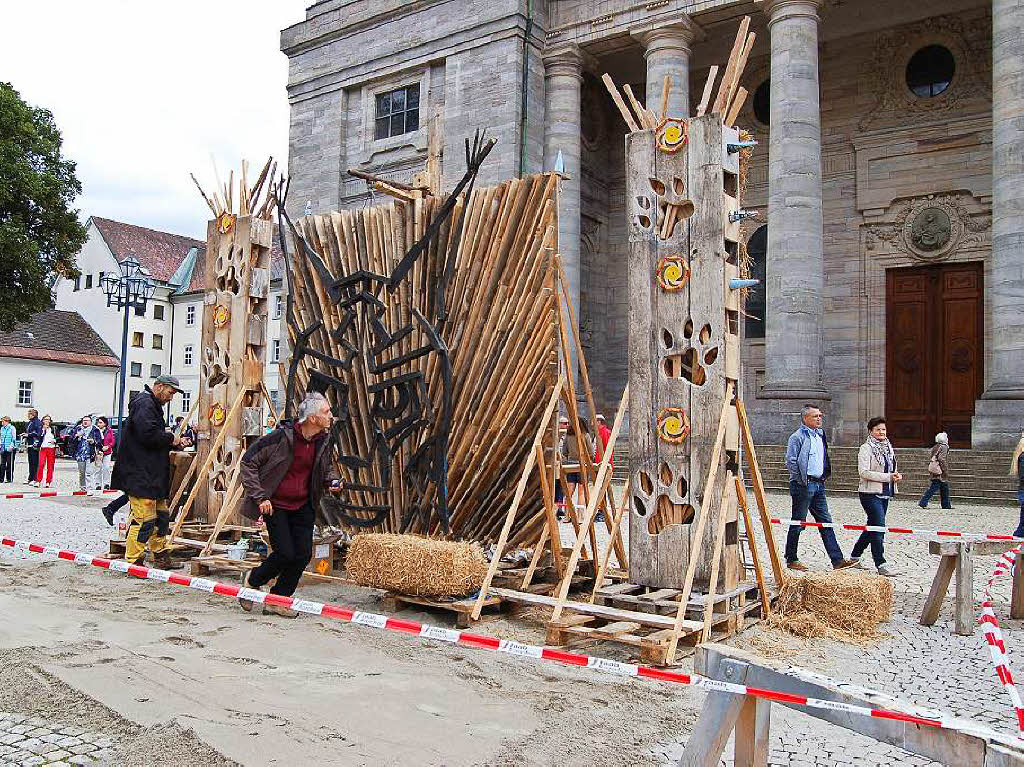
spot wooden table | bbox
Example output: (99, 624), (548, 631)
(919, 538), (1024, 636)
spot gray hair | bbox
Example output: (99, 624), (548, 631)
(800, 404), (821, 418)
(297, 391), (330, 423)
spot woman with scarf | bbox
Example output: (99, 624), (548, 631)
(852, 416), (903, 577)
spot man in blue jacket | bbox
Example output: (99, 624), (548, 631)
(784, 405), (856, 572)
(24, 409), (42, 485)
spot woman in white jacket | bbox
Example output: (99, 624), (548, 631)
(852, 416), (903, 577)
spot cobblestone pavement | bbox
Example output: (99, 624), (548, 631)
(643, 490), (1024, 766)
(0, 713), (113, 766)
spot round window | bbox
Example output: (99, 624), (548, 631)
(752, 80), (770, 126)
(905, 45), (955, 98)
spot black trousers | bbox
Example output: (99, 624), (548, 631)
(248, 502), (315, 597)
(27, 448), (39, 482)
(0, 451), (13, 483)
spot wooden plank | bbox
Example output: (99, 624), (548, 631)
(919, 554), (956, 626)
(492, 587), (703, 631)
(955, 543), (974, 636)
(725, 86), (749, 127)
(591, 621), (641, 639)
(550, 383), (629, 621)
(589, 477), (630, 601)
(602, 73), (641, 132)
(736, 397), (784, 584)
(930, 539), (1018, 557)
(736, 476), (771, 618)
(702, 473), (736, 642)
(660, 74), (671, 120)
(735, 694), (771, 767)
(665, 382), (733, 663)
(471, 375), (565, 620)
(623, 84), (653, 130)
(534, 442), (563, 574)
(711, 17), (751, 115)
(696, 65), (719, 118)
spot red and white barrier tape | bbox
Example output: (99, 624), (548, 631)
(770, 517), (1021, 542)
(0, 488), (120, 501)
(0, 534), (986, 734)
(980, 544), (1024, 733)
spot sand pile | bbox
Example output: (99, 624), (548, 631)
(345, 533), (488, 597)
(768, 569), (893, 642)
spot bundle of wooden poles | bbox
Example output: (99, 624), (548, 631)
(285, 171), (561, 543)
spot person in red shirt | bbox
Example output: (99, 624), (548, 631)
(238, 392), (340, 616)
(595, 414), (613, 467)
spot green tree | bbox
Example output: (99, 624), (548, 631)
(0, 82), (86, 331)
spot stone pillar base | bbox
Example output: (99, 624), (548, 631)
(748, 389), (832, 444)
(972, 399), (1024, 449)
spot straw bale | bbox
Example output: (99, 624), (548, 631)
(767, 569), (893, 643)
(345, 533), (488, 597)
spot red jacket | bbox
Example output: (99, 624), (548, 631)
(595, 424), (613, 466)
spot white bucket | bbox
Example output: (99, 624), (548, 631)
(226, 543), (247, 561)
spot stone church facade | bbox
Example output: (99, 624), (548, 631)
(281, 0), (1023, 448)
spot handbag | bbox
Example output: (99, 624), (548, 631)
(927, 452), (943, 476)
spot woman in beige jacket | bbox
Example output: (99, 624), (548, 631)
(852, 416), (903, 577)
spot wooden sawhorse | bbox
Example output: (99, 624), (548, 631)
(920, 539), (1024, 636)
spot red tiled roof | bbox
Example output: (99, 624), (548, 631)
(185, 227), (286, 294)
(0, 310), (119, 368)
(91, 216), (205, 284)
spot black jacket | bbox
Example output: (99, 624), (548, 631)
(111, 386), (174, 499)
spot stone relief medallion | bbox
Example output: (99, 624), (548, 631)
(909, 207), (951, 252)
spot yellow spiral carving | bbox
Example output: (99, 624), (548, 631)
(656, 255), (690, 292)
(209, 403), (227, 427)
(217, 212), (236, 234)
(657, 408), (691, 444)
(656, 117), (689, 154)
(213, 305), (230, 328)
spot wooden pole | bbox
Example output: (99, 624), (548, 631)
(589, 478), (630, 601)
(602, 74), (641, 132)
(735, 397), (784, 584)
(471, 376), (565, 620)
(174, 395), (201, 439)
(736, 476), (771, 618)
(550, 383), (629, 622)
(659, 75), (671, 120)
(664, 382), (733, 662)
(696, 65), (719, 117)
(535, 441), (564, 574)
(199, 460), (243, 557)
(701, 473), (735, 642)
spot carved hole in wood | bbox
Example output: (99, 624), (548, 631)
(663, 349), (706, 385)
(684, 318), (694, 339)
(649, 178), (666, 196)
(638, 215), (652, 229)
(704, 346), (719, 366)
(633, 494), (648, 517)
(648, 498), (695, 533)
(659, 462), (672, 485)
(638, 470), (654, 495)
(662, 329), (673, 349)
(698, 323), (712, 344)
(673, 177), (685, 196)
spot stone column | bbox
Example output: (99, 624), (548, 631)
(973, 0), (1024, 448)
(544, 44), (585, 337)
(634, 18), (701, 118)
(757, 0), (829, 439)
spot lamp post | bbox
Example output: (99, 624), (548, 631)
(100, 254), (156, 429)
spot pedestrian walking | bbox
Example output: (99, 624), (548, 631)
(94, 416), (116, 489)
(24, 408), (42, 485)
(0, 416), (16, 483)
(35, 415), (57, 487)
(237, 392), (341, 616)
(918, 432), (952, 510)
(595, 414), (613, 466)
(562, 415), (594, 518)
(110, 376), (187, 568)
(1012, 434), (1024, 538)
(784, 405), (857, 572)
(71, 416), (101, 491)
(852, 417), (902, 577)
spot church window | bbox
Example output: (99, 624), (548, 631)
(906, 45), (955, 98)
(374, 84), (420, 140)
(752, 80), (770, 127)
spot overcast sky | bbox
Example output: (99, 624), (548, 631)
(1, 1), (306, 239)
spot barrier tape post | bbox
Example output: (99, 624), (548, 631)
(0, 534), (1002, 737)
(768, 517), (1022, 542)
(979, 544), (1024, 734)
(0, 489), (120, 501)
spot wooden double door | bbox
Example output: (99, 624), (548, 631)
(886, 262), (984, 448)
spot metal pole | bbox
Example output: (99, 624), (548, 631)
(116, 295), (130, 428)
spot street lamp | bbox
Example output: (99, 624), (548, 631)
(100, 254), (156, 429)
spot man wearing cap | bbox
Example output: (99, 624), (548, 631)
(595, 414), (613, 467)
(111, 375), (189, 568)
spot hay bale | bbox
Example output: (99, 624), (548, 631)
(768, 569), (893, 642)
(345, 533), (488, 597)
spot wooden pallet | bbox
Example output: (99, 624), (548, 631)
(595, 581), (761, 618)
(381, 592), (505, 628)
(189, 554), (260, 577)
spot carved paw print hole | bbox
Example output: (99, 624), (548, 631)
(633, 196), (653, 230)
(639, 470), (654, 495)
(663, 329), (674, 349)
(649, 178), (666, 196)
(648, 499), (696, 534)
(659, 462), (672, 485)
(664, 321), (718, 386)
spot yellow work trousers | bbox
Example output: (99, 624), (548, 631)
(125, 497), (169, 562)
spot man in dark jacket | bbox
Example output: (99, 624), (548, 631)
(238, 391), (339, 617)
(24, 409), (42, 485)
(111, 376), (186, 567)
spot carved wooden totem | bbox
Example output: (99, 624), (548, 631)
(195, 213), (273, 523)
(627, 114), (743, 591)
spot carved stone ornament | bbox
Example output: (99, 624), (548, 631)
(858, 9), (991, 131)
(865, 192), (990, 262)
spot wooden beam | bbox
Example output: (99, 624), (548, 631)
(701, 472), (735, 642)
(725, 86), (749, 127)
(736, 476), (771, 619)
(535, 441), (563, 575)
(696, 65), (719, 118)
(602, 73), (641, 132)
(471, 375), (565, 620)
(623, 84), (654, 130)
(660, 74), (671, 120)
(712, 17), (751, 115)
(590, 479), (630, 601)
(550, 383), (629, 622)
(735, 397), (784, 584)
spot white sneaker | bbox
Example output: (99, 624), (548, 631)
(877, 564), (900, 577)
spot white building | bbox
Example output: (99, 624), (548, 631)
(51, 216), (285, 424)
(0, 309), (119, 425)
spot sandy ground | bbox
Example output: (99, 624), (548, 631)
(1, 457), (1023, 766)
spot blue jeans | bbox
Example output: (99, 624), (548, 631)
(851, 493), (888, 566)
(919, 479), (951, 509)
(785, 480), (844, 565)
(1014, 489), (1024, 538)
